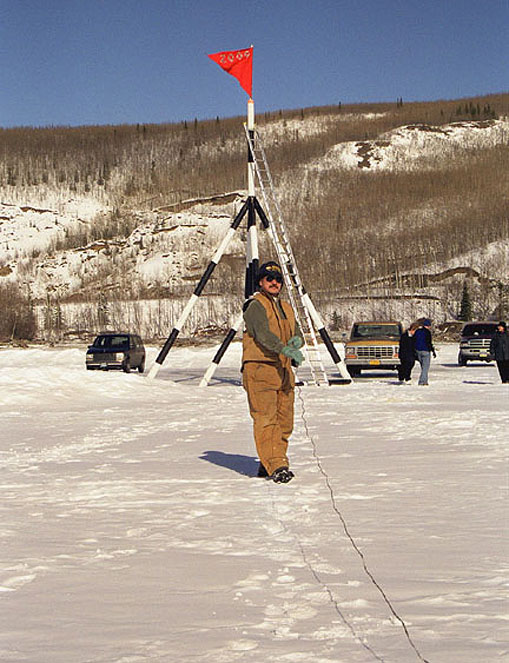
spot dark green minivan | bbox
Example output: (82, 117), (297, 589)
(86, 333), (145, 373)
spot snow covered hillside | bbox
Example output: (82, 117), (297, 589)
(0, 194), (247, 300)
(0, 198), (106, 265)
(314, 118), (509, 171)
(1, 343), (506, 662)
(260, 111), (387, 143)
(1, 102), (508, 339)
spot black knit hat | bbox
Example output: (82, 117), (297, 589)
(498, 321), (507, 330)
(258, 261), (282, 281)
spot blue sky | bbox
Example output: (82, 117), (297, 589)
(1, 0), (507, 128)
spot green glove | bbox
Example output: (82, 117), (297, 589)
(287, 335), (304, 350)
(281, 345), (304, 367)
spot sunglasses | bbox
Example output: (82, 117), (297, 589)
(265, 274), (283, 284)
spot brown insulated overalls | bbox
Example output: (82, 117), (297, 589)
(242, 292), (297, 476)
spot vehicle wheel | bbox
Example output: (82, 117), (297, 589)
(123, 360), (131, 373)
(458, 353), (467, 366)
(138, 360), (145, 374)
(348, 367), (361, 377)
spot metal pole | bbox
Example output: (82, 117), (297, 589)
(301, 291), (351, 381)
(245, 99), (259, 298)
(199, 312), (244, 387)
(147, 200), (249, 379)
(247, 99), (255, 197)
(200, 99), (260, 387)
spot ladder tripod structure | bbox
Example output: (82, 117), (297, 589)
(243, 123), (351, 386)
(147, 99), (351, 386)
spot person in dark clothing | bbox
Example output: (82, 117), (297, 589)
(489, 321), (509, 383)
(398, 323), (418, 382)
(413, 318), (436, 385)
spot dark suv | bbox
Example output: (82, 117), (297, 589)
(458, 322), (497, 366)
(86, 333), (146, 373)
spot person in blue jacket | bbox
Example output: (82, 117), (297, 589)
(413, 319), (436, 385)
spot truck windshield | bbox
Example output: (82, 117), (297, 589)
(352, 324), (401, 339)
(462, 324), (497, 336)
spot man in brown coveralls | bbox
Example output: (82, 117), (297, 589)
(242, 261), (304, 483)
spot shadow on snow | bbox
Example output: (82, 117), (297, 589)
(200, 450), (259, 477)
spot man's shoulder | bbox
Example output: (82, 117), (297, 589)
(243, 293), (264, 314)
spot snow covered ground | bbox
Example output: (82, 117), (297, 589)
(0, 343), (507, 663)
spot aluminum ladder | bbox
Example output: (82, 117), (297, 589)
(244, 124), (330, 386)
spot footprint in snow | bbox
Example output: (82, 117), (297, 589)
(228, 639), (258, 651)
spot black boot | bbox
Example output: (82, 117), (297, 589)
(257, 463), (269, 478)
(271, 466), (295, 483)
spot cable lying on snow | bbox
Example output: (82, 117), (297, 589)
(295, 386), (432, 663)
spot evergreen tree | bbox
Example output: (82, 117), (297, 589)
(44, 294), (53, 334)
(331, 310), (341, 331)
(53, 301), (65, 335)
(459, 281), (472, 321)
(98, 292), (109, 329)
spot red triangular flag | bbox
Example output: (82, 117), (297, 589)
(208, 47), (253, 98)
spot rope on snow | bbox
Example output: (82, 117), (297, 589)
(266, 480), (387, 662)
(295, 385), (432, 663)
